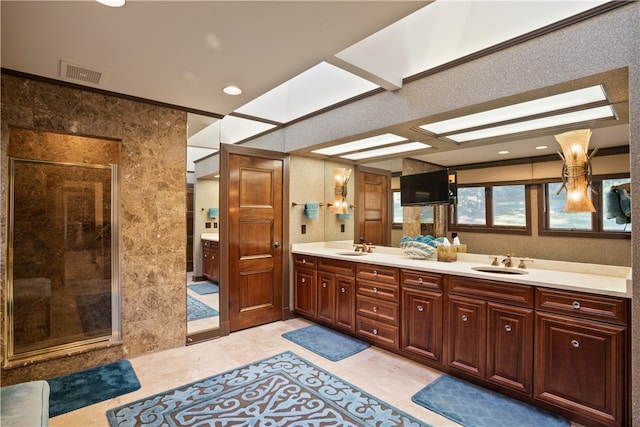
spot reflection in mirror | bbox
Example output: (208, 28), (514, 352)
(187, 113), (221, 339)
(324, 160), (355, 243)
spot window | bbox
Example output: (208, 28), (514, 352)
(541, 176), (631, 237)
(392, 190), (435, 226)
(451, 184), (530, 234)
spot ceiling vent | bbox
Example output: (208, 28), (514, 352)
(60, 60), (105, 86)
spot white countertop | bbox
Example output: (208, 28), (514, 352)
(292, 241), (632, 298)
(201, 233), (219, 241)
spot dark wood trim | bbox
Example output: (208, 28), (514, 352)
(1, 68), (224, 119)
(186, 328), (222, 345)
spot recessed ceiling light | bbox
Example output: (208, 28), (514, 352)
(340, 142), (430, 160)
(498, 150), (510, 155)
(223, 86), (242, 96)
(312, 133), (407, 156)
(536, 145), (549, 150)
(418, 85), (608, 135)
(96, 0), (125, 7)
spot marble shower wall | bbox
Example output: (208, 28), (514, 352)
(1, 74), (187, 384)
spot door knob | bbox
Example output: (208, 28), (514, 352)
(273, 242), (281, 248)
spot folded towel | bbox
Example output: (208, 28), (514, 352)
(304, 203), (319, 220)
(337, 206), (351, 220)
(208, 208), (219, 219)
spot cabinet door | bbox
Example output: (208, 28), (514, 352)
(202, 246), (213, 280)
(317, 272), (335, 324)
(335, 274), (355, 332)
(487, 303), (533, 395)
(293, 268), (316, 318)
(446, 294), (486, 379)
(401, 288), (442, 364)
(210, 243), (219, 283)
(535, 312), (626, 427)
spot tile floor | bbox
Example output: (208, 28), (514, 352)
(50, 317), (584, 427)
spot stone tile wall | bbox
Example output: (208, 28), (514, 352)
(1, 74), (187, 384)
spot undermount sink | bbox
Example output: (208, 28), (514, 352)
(335, 251), (368, 256)
(472, 266), (529, 275)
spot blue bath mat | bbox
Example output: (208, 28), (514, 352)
(187, 294), (218, 321)
(281, 324), (370, 361)
(188, 282), (219, 295)
(48, 360), (140, 417)
(412, 375), (569, 427)
(107, 351), (429, 426)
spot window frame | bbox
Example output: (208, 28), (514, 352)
(538, 174), (631, 239)
(450, 183), (532, 235)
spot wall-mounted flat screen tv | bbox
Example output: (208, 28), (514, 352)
(400, 169), (457, 206)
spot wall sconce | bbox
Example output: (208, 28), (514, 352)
(555, 129), (598, 212)
(331, 168), (351, 214)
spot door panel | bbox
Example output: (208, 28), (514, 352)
(357, 169), (389, 246)
(228, 153), (283, 332)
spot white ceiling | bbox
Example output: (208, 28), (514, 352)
(1, 0), (627, 172)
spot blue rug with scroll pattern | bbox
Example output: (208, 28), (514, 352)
(106, 351), (430, 426)
(186, 294), (218, 321)
(412, 374), (569, 427)
(282, 324), (370, 361)
(187, 282), (219, 295)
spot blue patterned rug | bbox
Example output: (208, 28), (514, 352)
(412, 375), (569, 427)
(187, 294), (218, 321)
(48, 360), (140, 418)
(282, 324), (370, 361)
(188, 282), (219, 295)
(106, 351), (429, 426)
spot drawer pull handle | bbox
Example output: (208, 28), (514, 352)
(373, 287), (378, 293)
(302, 259), (306, 263)
(571, 339), (580, 348)
(301, 278), (306, 283)
(341, 287), (346, 293)
(373, 306), (378, 313)
(504, 324), (512, 332)
(462, 315), (468, 322)
(417, 305), (424, 312)
(322, 283), (327, 288)
(418, 277), (423, 284)
(373, 329), (378, 335)
(572, 301), (581, 310)
(373, 270), (378, 276)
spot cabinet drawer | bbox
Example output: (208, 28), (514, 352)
(446, 276), (533, 308)
(293, 254), (317, 269)
(401, 269), (442, 292)
(535, 288), (628, 326)
(356, 295), (399, 325)
(356, 316), (399, 348)
(318, 257), (356, 276)
(356, 264), (399, 285)
(357, 279), (399, 302)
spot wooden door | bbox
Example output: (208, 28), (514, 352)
(228, 153), (283, 332)
(335, 275), (355, 332)
(401, 287), (443, 363)
(317, 272), (335, 324)
(357, 168), (390, 246)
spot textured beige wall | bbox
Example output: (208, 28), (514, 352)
(1, 74), (187, 384)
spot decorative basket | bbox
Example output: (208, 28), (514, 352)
(400, 241), (437, 259)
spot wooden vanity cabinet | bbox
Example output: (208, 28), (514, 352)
(202, 239), (219, 283)
(317, 258), (356, 333)
(534, 288), (628, 427)
(293, 254), (317, 319)
(401, 270), (443, 364)
(444, 276), (534, 395)
(355, 264), (400, 349)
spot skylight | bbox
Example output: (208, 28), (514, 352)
(340, 142), (430, 160)
(311, 133), (408, 156)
